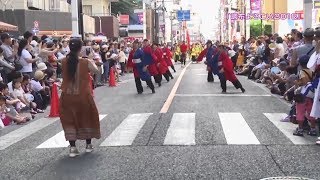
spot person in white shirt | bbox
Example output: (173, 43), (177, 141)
(274, 37), (285, 59)
(118, 46), (126, 75)
(17, 39), (39, 76)
(61, 40), (70, 55)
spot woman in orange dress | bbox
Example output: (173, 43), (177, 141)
(59, 38), (100, 158)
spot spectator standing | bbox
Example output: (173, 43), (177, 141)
(17, 39), (39, 77)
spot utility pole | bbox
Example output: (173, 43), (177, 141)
(79, 0), (84, 39)
(71, 0), (79, 36)
(162, 0), (165, 43)
(154, 1), (158, 43)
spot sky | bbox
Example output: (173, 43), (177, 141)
(180, 0), (219, 40)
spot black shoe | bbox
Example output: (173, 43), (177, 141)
(152, 89), (155, 94)
(293, 128), (304, 136)
(222, 90), (227, 94)
(138, 91), (143, 94)
(171, 76), (174, 79)
(241, 88), (246, 93)
(158, 83), (161, 87)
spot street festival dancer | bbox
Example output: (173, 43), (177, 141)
(59, 38), (100, 158)
(127, 40), (156, 94)
(197, 41), (213, 82)
(142, 39), (162, 86)
(163, 44), (176, 73)
(152, 43), (171, 82)
(198, 40), (246, 93)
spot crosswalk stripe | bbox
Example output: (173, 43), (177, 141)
(164, 113), (196, 145)
(100, 113), (152, 146)
(0, 117), (59, 150)
(219, 113), (260, 145)
(263, 113), (314, 145)
(36, 115), (107, 149)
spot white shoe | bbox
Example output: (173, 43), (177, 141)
(85, 144), (94, 153)
(69, 147), (80, 158)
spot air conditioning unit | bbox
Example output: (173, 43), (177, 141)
(27, 0), (35, 7)
(27, 0), (42, 10)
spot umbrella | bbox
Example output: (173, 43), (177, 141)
(0, 21), (18, 32)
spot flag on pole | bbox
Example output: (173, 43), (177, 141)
(186, 29), (191, 50)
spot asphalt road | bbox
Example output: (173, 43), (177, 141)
(0, 61), (319, 180)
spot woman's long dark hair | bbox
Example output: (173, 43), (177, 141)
(18, 39), (28, 56)
(67, 38), (83, 81)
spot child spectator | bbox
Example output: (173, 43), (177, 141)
(293, 55), (316, 136)
(0, 83), (30, 123)
(0, 95), (12, 127)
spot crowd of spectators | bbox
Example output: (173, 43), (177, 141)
(224, 28), (320, 143)
(0, 31), (132, 128)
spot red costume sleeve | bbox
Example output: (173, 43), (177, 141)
(197, 48), (208, 62)
(166, 48), (172, 58)
(220, 52), (237, 82)
(127, 50), (134, 68)
(144, 46), (158, 62)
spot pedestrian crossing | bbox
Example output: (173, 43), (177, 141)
(0, 112), (318, 151)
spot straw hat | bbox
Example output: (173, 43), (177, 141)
(34, 71), (45, 80)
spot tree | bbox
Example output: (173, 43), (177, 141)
(250, 20), (263, 38)
(111, 0), (142, 15)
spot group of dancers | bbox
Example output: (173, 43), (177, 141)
(127, 39), (176, 94)
(127, 39), (245, 94)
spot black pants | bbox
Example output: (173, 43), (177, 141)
(181, 53), (186, 65)
(167, 70), (174, 79)
(120, 62), (125, 75)
(154, 74), (162, 85)
(171, 65), (176, 72)
(163, 72), (170, 82)
(69, 139), (91, 147)
(218, 73), (243, 92)
(135, 77), (155, 93)
(218, 73), (227, 92)
(191, 55), (196, 62)
(207, 71), (214, 82)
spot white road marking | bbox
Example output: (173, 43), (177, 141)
(0, 117), (59, 150)
(37, 115), (107, 148)
(264, 113), (315, 145)
(219, 113), (260, 145)
(164, 113), (196, 145)
(100, 113), (152, 146)
(160, 62), (192, 113)
(196, 74), (208, 76)
(175, 94), (271, 97)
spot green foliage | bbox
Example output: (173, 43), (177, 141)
(250, 20), (263, 37)
(111, 0), (143, 15)
(264, 24), (272, 35)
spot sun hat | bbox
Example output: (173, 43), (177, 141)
(34, 71), (46, 80)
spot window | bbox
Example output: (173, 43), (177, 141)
(83, 5), (93, 16)
(49, 0), (60, 11)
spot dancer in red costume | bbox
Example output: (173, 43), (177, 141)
(163, 44), (176, 73)
(142, 39), (162, 86)
(198, 40), (245, 93)
(152, 43), (171, 82)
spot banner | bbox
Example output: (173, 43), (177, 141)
(137, 13), (143, 24)
(119, 15), (129, 25)
(250, 0), (261, 13)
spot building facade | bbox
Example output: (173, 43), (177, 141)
(0, 0), (71, 37)
(82, 0), (112, 16)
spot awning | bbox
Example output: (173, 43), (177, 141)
(0, 21), (18, 32)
